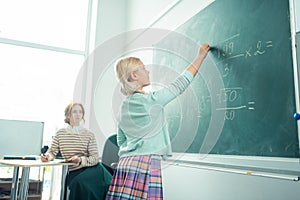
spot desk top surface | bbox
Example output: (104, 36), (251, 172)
(0, 159), (75, 167)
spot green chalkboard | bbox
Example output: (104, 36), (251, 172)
(153, 0), (299, 157)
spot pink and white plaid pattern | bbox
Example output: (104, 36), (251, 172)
(106, 155), (163, 200)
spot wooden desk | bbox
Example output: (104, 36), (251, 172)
(0, 159), (74, 200)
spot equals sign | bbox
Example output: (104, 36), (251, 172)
(248, 102), (255, 110)
(266, 41), (273, 48)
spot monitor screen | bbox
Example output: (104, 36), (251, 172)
(0, 119), (44, 158)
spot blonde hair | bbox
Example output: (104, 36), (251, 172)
(115, 57), (143, 96)
(64, 102), (85, 125)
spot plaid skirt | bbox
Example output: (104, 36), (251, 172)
(105, 155), (163, 200)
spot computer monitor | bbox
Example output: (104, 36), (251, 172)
(0, 119), (44, 159)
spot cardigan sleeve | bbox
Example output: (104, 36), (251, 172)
(150, 70), (194, 106)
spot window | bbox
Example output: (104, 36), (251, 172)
(0, 0), (89, 50)
(0, 43), (84, 142)
(0, 1), (95, 199)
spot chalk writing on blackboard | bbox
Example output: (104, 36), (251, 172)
(215, 88), (256, 121)
(216, 36), (274, 64)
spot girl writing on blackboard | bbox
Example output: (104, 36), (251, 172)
(106, 44), (210, 199)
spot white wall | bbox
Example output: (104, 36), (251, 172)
(127, 0), (214, 30)
(92, 0), (300, 199)
(162, 162), (300, 200)
(95, 0), (127, 46)
(294, 0), (300, 32)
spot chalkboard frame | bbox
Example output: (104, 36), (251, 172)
(295, 30), (300, 153)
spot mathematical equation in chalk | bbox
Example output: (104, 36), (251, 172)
(198, 87), (255, 121)
(215, 33), (273, 60)
(215, 88), (255, 120)
(216, 40), (273, 59)
(214, 33), (273, 78)
(198, 33), (266, 120)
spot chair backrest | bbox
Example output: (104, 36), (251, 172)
(101, 134), (119, 175)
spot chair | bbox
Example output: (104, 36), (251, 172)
(101, 134), (119, 175)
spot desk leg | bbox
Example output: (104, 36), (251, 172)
(60, 165), (69, 200)
(10, 166), (19, 200)
(19, 167), (30, 200)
